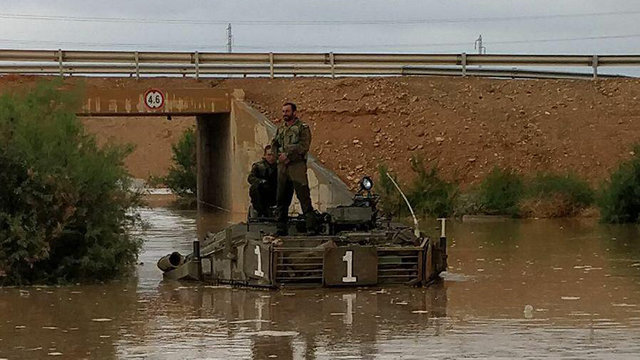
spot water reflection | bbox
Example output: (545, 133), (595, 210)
(129, 284), (448, 360)
(2, 210), (640, 359)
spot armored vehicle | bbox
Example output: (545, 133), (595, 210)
(158, 177), (447, 288)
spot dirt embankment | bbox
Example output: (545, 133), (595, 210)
(2, 75), (639, 189)
(229, 77), (640, 189)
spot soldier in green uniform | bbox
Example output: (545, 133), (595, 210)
(247, 145), (278, 217)
(271, 102), (317, 235)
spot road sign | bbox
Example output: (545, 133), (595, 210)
(144, 89), (165, 109)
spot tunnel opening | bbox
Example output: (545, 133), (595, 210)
(197, 113), (232, 213)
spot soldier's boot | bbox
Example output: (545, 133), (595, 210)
(275, 207), (289, 236)
(276, 224), (288, 237)
(249, 186), (265, 217)
(255, 202), (268, 218)
(304, 212), (319, 235)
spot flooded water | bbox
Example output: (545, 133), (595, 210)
(3, 209), (640, 359)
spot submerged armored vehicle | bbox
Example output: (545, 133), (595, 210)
(158, 177), (447, 288)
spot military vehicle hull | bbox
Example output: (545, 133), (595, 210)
(159, 219), (447, 288)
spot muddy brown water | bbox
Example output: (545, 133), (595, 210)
(2, 209), (640, 359)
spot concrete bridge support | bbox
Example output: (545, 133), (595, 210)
(197, 113), (232, 213)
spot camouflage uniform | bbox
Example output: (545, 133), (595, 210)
(247, 159), (277, 217)
(271, 118), (316, 234)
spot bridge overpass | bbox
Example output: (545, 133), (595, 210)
(48, 80), (352, 216)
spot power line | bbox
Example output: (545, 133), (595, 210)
(486, 33), (640, 46)
(0, 38), (227, 50)
(0, 33), (639, 51)
(0, 10), (638, 26)
(273, 33), (640, 49)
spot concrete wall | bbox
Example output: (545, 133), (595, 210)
(225, 98), (353, 214)
(197, 113), (232, 212)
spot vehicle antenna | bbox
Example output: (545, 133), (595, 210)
(385, 172), (420, 237)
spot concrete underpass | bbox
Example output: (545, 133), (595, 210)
(75, 83), (351, 225)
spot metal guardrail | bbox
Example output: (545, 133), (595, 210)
(0, 49), (637, 79)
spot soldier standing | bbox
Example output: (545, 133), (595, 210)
(271, 102), (316, 235)
(247, 145), (278, 217)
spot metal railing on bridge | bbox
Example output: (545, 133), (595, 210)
(0, 49), (638, 80)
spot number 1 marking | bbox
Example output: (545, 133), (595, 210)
(342, 250), (357, 283)
(342, 293), (356, 325)
(254, 245), (264, 277)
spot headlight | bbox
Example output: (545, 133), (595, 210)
(360, 176), (373, 191)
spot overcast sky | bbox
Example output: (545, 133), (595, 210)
(0, 1), (638, 73)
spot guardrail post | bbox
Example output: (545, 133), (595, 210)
(194, 51), (200, 80)
(461, 52), (467, 77)
(134, 51), (140, 79)
(329, 52), (335, 78)
(57, 49), (64, 77)
(269, 52), (274, 79)
(592, 55), (599, 79)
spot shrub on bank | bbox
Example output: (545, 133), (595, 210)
(406, 157), (458, 217)
(377, 159), (457, 218)
(477, 167), (524, 216)
(0, 81), (142, 285)
(377, 162), (596, 219)
(521, 172), (594, 217)
(598, 147), (640, 223)
(473, 168), (594, 218)
(163, 127), (197, 207)
(377, 164), (403, 216)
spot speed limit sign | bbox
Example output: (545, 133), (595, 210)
(144, 89), (165, 109)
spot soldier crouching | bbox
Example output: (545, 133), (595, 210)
(248, 145), (277, 217)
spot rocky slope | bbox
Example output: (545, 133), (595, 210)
(229, 77), (640, 189)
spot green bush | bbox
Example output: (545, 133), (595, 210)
(599, 146), (640, 223)
(164, 127), (197, 206)
(377, 164), (403, 216)
(522, 172), (594, 217)
(528, 173), (593, 204)
(453, 190), (484, 216)
(0, 81), (142, 285)
(478, 167), (524, 216)
(377, 159), (457, 218)
(406, 158), (458, 217)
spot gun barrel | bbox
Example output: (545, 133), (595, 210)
(157, 252), (185, 272)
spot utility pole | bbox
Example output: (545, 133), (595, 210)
(226, 23), (233, 53)
(474, 34), (486, 54)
